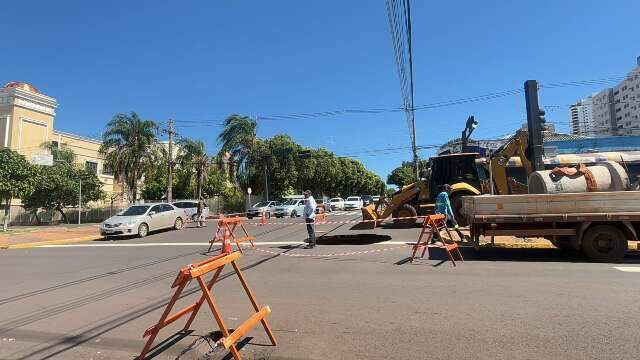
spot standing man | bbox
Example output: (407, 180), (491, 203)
(196, 197), (206, 228)
(303, 190), (317, 248)
(434, 184), (465, 240)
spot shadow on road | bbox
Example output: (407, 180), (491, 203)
(317, 234), (392, 245)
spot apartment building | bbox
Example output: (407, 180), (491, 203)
(569, 96), (595, 136)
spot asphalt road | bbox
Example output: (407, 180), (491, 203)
(1, 214), (640, 359)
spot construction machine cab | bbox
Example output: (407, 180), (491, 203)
(427, 153), (482, 200)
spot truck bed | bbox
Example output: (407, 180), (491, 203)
(462, 191), (640, 220)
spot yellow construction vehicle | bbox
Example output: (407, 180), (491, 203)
(362, 130), (534, 228)
(362, 153), (483, 227)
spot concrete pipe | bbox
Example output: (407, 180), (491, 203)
(528, 161), (629, 194)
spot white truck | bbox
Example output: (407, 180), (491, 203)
(463, 191), (640, 262)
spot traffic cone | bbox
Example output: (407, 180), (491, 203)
(260, 209), (267, 226)
(221, 229), (232, 254)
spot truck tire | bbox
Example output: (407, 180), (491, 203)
(393, 204), (418, 227)
(582, 225), (627, 262)
(450, 194), (469, 227)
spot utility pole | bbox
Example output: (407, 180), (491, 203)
(264, 163), (269, 201)
(78, 178), (82, 225)
(167, 119), (175, 203)
(524, 80), (546, 171)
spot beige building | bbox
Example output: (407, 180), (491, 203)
(0, 81), (122, 202)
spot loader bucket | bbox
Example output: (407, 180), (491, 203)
(361, 205), (379, 229)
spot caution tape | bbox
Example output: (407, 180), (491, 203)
(243, 215), (426, 226)
(253, 246), (406, 258)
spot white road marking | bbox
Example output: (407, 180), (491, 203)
(613, 266), (640, 272)
(37, 241), (414, 248)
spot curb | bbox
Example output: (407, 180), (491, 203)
(7, 235), (103, 249)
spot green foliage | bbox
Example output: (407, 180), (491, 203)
(0, 149), (37, 201)
(217, 114), (256, 177)
(387, 161), (417, 188)
(176, 138), (209, 199)
(242, 135), (384, 198)
(202, 161), (230, 198)
(41, 141), (76, 164)
(24, 163), (104, 209)
(100, 112), (158, 202)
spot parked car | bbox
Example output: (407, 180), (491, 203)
(100, 203), (184, 238)
(361, 195), (373, 206)
(344, 196), (363, 210)
(329, 197), (345, 210)
(173, 200), (209, 221)
(246, 201), (280, 219)
(273, 198), (306, 218)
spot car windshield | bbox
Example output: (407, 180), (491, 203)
(174, 202), (196, 209)
(282, 199), (299, 205)
(119, 205), (150, 216)
(330, 198), (342, 202)
(347, 197), (360, 201)
(253, 201), (270, 207)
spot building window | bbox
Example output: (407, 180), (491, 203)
(85, 161), (98, 174)
(102, 163), (114, 176)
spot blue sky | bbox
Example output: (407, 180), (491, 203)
(2, 0), (639, 179)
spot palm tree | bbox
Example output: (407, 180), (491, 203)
(176, 138), (209, 199)
(217, 114), (257, 185)
(99, 112), (158, 203)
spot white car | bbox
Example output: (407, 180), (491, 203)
(273, 198), (306, 218)
(343, 196), (363, 210)
(246, 201), (280, 219)
(329, 197), (345, 210)
(101, 203), (184, 238)
(173, 200), (210, 222)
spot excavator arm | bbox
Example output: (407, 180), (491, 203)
(487, 130), (533, 195)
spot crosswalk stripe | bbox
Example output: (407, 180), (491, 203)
(613, 266), (640, 272)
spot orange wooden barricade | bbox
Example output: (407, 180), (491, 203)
(208, 217), (255, 253)
(138, 251), (277, 360)
(411, 214), (464, 266)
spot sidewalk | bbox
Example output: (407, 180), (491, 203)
(0, 224), (102, 249)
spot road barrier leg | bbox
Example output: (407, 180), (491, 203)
(139, 281), (188, 360)
(196, 276), (242, 359)
(183, 266), (224, 331)
(231, 261), (277, 346)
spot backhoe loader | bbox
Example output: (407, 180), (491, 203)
(362, 130), (533, 227)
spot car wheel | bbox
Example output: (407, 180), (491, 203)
(247, 216), (253, 219)
(290, 211), (297, 218)
(138, 223), (149, 238)
(267, 212), (271, 219)
(174, 217), (183, 230)
(191, 214), (198, 222)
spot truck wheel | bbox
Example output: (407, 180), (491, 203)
(582, 225), (627, 262)
(393, 204), (417, 227)
(450, 194), (468, 227)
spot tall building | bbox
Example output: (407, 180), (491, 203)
(612, 58), (640, 135)
(579, 57), (640, 137)
(569, 96), (595, 136)
(0, 81), (122, 201)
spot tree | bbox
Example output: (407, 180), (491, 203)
(23, 163), (105, 223)
(387, 161), (417, 188)
(176, 138), (209, 199)
(41, 141), (76, 164)
(100, 112), (158, 203)
(217, 114), (257, 186)
(0, 149), (37, 231)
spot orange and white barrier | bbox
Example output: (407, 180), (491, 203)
(138, 251), (277, 360)
(411, 214), (464, 266)
(208, 217), (256, 254)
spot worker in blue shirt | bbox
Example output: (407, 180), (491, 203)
(434, 184), (465, 240)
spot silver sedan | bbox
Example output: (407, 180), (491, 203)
(100, 203), (184, 238)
